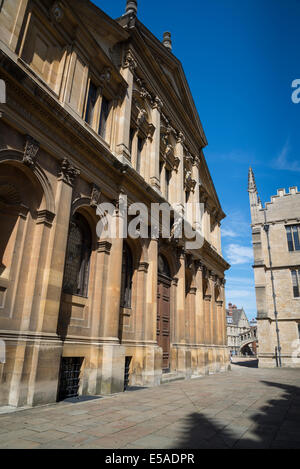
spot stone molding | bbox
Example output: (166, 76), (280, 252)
(97, 240), (112, 254)
(36, 209), (55, 227)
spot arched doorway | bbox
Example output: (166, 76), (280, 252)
(157, 254), (172, 372)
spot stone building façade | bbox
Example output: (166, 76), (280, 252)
(0, 0), (230, 407)
(248, 167), (300, 368)
(226, 303), (256, 356)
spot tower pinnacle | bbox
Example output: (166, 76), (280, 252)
(125, 0), (137, 16)
(248, 166), (257, 193)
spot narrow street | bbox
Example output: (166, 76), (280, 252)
(0, 360), (299, 449)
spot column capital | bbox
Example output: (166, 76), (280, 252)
(138, 262), (149, 273)
(97, 240), (112, 254)
(36, 209), (56, 227)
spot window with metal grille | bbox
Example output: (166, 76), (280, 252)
(63, 213), (92, 297)
(291, 270), (300, 298)
(120, 242), (133, 308)
(286, 225), (300, 252)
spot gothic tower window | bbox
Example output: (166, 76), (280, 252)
(63, 213), (92, 297)
(286, 225), (300, 252)
(120, 241), (134, 308)
(291, 270), (300, 298)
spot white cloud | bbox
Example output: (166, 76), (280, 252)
(221, 228), (238, 238)
(273, 139), (300, 172)
(226, 243), (253, 265)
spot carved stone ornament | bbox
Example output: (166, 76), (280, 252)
(100, 67), (111, 85)
(90, 184), (101, 208)
(58, 158), (80, 186)
(51, 2), (64, 23)
(176, 132), (185, 144)
(151, 96), (163, 112)
(23, 135), (39, 167)
(123, 50), (137, 73)
(137, 108), (147, 127)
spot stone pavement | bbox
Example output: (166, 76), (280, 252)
(0, 359), (300, 449)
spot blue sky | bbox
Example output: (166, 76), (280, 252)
(94, 0), (300, 320)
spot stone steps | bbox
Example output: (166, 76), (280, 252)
(161, 372), (185, 384)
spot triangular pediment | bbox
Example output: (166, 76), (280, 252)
(135, 20), (207, 147)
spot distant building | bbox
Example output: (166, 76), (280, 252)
(248, 167), (300, 367)
(226, 303), (257, 356)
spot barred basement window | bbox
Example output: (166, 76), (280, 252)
(120, 242), (133, 308)
(291, 270), (300, 298)
(286, 225), (300, 252)
(63, 213), (92, 297)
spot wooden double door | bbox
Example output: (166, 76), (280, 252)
(157, 274), (171, 372)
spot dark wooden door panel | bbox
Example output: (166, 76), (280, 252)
(157, 274), (171, 371)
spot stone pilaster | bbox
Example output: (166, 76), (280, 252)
(115, 50), (136, 162)
(149, 97), (163, 191)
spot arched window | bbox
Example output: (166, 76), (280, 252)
(158, 254), (171, 278)
(63, 213), (92, 297)
(120, 242), (133, 308)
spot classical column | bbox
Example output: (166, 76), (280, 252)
(191, 157), (201, 232)
(203, 270), (212, 345)
(115, 50), (136, 162)
(100, 200), (125, 341)
(149, 97), (163, 191)
(90, 241), (112, 337)
(40, 158), (80, 333)
(216, 300), (224, 346)
(174, 249), (186, 345)
(195, 263), (205, 345)
(135, 261), (149, 341)
(212, 279), (219, 346)
(145, 239), (158, 342)
(174, 133), (185, 208)
(189, 286), (197, 345)
(204, 294), (212, 345)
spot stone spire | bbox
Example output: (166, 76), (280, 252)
(162, 32), (172, 51)
(248, 167), (261, 223)
(125, 0), (137, 16)
(248, 166), (257, 193)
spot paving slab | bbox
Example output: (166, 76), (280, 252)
(0, 361), (300, 449)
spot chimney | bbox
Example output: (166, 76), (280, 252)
(162, 32), (172, 51)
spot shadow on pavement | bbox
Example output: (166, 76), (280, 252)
(232, 359), (258, 368)
(175, 380), (300, 449)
